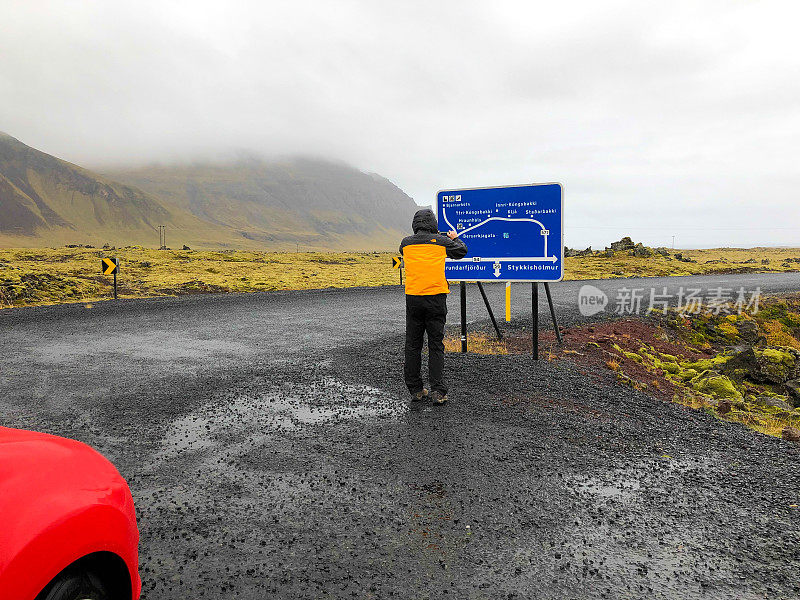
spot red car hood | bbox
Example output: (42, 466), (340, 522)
(0, 426), (139, 598)
(0, 425), (127, 500)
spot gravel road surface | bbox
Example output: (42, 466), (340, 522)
(2, 273), (799, 599)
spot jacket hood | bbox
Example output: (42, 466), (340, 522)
(412, 209), (438, 234)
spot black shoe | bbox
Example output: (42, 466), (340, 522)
(431, 391), (448, 405)
(411, 388), (429, 402)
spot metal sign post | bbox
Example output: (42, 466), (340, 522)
(544, 282), (563, 344)
(437, 183), (564, 359)
(476, 282), (503, 339)
(531, 282), (562, 358)
(101, 258), (119, 299)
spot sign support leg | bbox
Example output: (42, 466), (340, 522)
(543, 283), (562, 344)
(399, 267), (403, 286)
(460, 281), (467, 353)
(476, 282), (502, 340)
(113, 270), (118, 300)
(532, 282), (539, 360)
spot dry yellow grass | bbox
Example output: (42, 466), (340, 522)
(1, 245), (799, 309)
(565, 247), (800, 280)
(443, 333), (508, 355)
(0, 248), (401, 308)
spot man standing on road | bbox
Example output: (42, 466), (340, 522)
(400, 209), (468, 405)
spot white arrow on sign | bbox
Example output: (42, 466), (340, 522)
(441, 206), (559, 263)
(493, 262), (502, 278)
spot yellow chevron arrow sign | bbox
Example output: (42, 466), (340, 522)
(392, 256), (402, 269)
(101, 258), (119, 276)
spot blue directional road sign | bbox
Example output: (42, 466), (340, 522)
(437, 183), (563, 282)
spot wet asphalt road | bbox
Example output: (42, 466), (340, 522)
(2, 273), (800, 599)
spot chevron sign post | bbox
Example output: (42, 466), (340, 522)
(391, 256), (403, 285)
(101, 257), (120, 299)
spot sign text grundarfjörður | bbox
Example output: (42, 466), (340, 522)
(436, 183), (564, 282)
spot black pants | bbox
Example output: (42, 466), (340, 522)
(404, 293), (448, 395)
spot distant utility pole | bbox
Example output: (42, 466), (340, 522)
(671, 235), (675, 249)
(158, 225), (166, 250)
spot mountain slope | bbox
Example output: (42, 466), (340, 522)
(0, 132), (419, 250)
(103, 157), (419, 250)
(0, 131), (223, 247)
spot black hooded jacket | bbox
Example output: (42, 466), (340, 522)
(399, 209), (467, 295)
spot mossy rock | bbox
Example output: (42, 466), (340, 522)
(715, 346), (798, 384)
(661, 361), (681, 374)
(760, 347), (794, 363)
(753, 395), (793, 411)
(642, 352), (658, 366)
(786, 379), (800, 406)
(691, 370), (743, 400)
(623, 351), (643, 363)
(727, 368), (750, 381)
(652, 357), (680, 374)
(754, 347), (799, 383)
(738, 320), (760, 343)
(681, 354), (734, 372)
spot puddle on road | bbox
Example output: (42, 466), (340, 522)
(223, 386), (404, 431)
(159, 378), (406, 459)
(576, 477), (641, 501)
(571, 457), (710, 503)
(558, 458), (737, 597)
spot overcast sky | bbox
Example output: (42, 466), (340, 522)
(1, 0), (798, 248)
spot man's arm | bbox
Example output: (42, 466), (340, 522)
(444, 231), (467, 259)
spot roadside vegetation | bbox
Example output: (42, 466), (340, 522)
(0, 247), (397, 308)
(564, 237), (800, 280)
(1, 238), (799, 309)
(445, 294), (800, 443)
